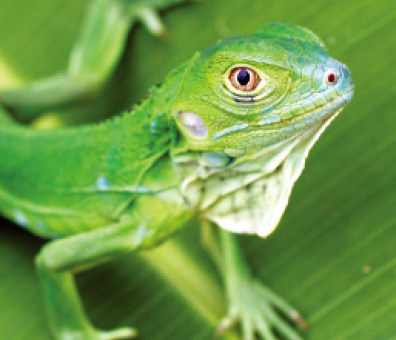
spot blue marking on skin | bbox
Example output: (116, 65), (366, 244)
(283, 126), (295, 133)
(213, 123), (249, 140)
(96, 176), (108, 190)
(50, 233), (59, 240)
(134, 225), (149, 244)
(37, 220), (46, 231)
(14, 210), (28, 228)
(261, 115), (281, 124)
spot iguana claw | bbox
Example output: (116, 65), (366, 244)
(218, 279), (306, 340)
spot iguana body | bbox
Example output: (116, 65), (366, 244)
(0, 1), (353, 339)
(0, 82), (178, 240)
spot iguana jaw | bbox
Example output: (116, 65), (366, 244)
(177, 101), (349, 237)
(212, 84), (352, 166)
(257, 86), (354, 132)
(210, 72), (354, 160)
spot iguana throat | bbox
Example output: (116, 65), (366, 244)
(174, 110), (341, 237)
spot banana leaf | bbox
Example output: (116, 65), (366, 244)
(0, 0), (395, 339)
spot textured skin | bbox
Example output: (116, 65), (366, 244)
(171, 24), (354, 236)
(0, 82), (179, 239)
(0, 3), (353, 340)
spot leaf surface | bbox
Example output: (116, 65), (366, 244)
(0, 0), (395, 339)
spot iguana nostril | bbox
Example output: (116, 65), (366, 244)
(324, 68), (339, 85)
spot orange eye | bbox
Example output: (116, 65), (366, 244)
(229, 67), (260, 91)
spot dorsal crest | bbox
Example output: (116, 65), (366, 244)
(256, 23), (327, 52)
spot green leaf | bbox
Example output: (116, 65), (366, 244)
(1, 0), (396, 339)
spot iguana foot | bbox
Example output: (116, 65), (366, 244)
(217, 278), (307, 340)
(132, 0), (200, 38)
(57, 326), (137, 340)
(97, 327), (137, 340)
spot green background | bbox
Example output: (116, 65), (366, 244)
(0, 0), (395, 339)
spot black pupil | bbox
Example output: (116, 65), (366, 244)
(237, 69), (250, 86)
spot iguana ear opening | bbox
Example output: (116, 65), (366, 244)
(177, 111), (208, 139)
(256, 23), (327, 52)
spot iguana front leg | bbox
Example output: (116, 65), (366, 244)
(0, 0), (197, 119)
(34, 189), (191, 340)
(35, 221), (142, 340)
(209, 228), (307, 340)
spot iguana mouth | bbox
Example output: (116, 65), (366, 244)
(256, 86), (354, 132)
(210, 86), (353, 148)
(188, 98), (350, 237)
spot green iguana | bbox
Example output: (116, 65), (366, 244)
(0, 1), (354, 339)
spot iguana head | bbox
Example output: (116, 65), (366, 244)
(169, 23), (354, 237)
(172, 23), (353, 160)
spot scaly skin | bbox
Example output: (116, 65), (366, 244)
(0, 1), (354, 339)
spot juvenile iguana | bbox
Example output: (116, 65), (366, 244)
(0, 1), (354, 339)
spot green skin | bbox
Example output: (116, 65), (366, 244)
(0, 1), (354, 339)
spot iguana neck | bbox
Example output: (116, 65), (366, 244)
(129, 56), (196, 149)
(172, 116), (337, 237)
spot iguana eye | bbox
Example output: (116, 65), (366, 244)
(229, 67), (260, 91)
